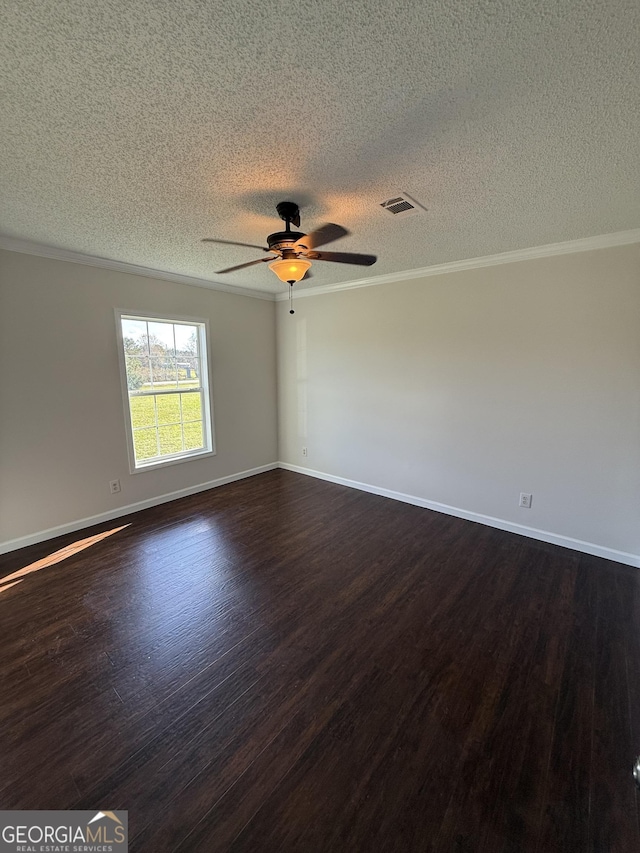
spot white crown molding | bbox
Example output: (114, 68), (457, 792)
(279, 463), (640, 568)
(0, 236), (276, 301)
(3, 228), (639, 306)
(276, 227), (640, 301)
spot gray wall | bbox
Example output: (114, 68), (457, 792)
(277, 243), (640, 562)
(0, 249), (278, 546)
(3, 242), (639, 564)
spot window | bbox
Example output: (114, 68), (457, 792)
(117, 312), (215, 471)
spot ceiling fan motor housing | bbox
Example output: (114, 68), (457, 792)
(267, 231), (307, 252)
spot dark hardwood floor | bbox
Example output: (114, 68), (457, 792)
(1, 469), (639, 851)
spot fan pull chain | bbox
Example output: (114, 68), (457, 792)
(289, 282), (295, 314)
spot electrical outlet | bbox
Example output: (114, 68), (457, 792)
(302, 447), (308, 457)
(109, 479), (121, 495)
(519, 492), (532, 508)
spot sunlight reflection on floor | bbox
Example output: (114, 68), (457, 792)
(0, 525), (131, 595)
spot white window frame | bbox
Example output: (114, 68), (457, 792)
(115, 309), (216, 473)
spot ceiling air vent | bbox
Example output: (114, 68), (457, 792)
(379, 193), (425, 217)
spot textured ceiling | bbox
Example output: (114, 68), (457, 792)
(1, 0), (639, 295)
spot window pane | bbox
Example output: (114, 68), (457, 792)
(122, 319), (149, 353)
(125, 355), (150, 391)
(184, 421), (203, 451)
(157, 394), (181, 425)
(175, 324), (199, 356)
(133, 428), (158, 460)
(149, 357), (178, 388)
(177, 357), (200, 387)
(130, 395), (156, 429)
(148, 321), (176, 355)
(181, 391), (202, 423)
(158, 424), (183, 455)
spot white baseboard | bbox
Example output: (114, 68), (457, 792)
(0, 463), (278, 555)
(4, 461), (639, 569)
(278, 462), (640, 569)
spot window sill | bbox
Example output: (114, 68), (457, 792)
(130, 447), (216, 474)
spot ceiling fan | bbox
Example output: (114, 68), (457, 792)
(202, 201), (377, 313)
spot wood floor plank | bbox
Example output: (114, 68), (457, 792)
(1, 469), (638, 851)
(589, 560), (640, 852)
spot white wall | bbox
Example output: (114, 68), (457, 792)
(0, 250), (277, 547)
(277, 243), (640, 562)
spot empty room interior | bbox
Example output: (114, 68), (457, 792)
(1, 1), (639, 850)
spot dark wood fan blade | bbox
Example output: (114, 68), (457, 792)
(216, 257), (274, 274)
(202, 238), (271, 252)
(306, 250), (377, 266)
(294, 223), (349, 251)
